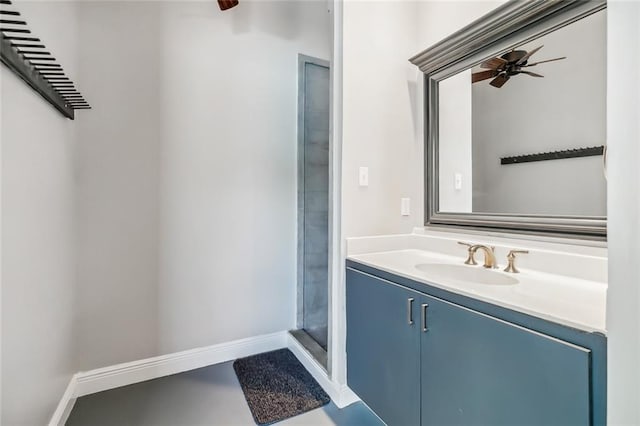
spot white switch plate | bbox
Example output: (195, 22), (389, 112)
(454, 173), (462, 190)
(359, 167), (369, 187)
(401, 198), (411, 216)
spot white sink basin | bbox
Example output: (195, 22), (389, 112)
(415, 263), (519, 286)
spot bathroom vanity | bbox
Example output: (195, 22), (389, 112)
(345, 232), (607, 426)
(346, 1), (609, 424)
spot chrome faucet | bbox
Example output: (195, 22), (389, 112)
(458, 242), (498, 269)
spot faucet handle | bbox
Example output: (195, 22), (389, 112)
(504, 249), (529, 273)
(508, 249), (529, 255)
(457, 241), (477, 265)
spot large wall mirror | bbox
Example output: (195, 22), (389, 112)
(410, 0), (607, 239)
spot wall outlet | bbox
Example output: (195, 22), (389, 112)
(454, 173), (462, 190)
(359, 167), (369, 187)
(401, 198), (411, 216)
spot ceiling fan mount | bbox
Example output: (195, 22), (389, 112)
(218, 0), (239, 11)
(471, 45), (566, 88)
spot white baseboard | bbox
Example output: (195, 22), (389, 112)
(337, 384), (360, 408)
(48, 375), (78, 426)
(286, 333), (359, 409)
(73, 331), (288, 397)
(49, 330), (359, 425)
(49, 331), (288, 425)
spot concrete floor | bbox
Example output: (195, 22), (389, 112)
(66, 361), (383, 426)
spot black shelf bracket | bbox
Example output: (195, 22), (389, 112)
(500, 145), (605, 165)
(0, 1), (90, 119)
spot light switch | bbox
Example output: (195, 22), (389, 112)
(454, 173), (462, 190)
(359, 167), (369, 187)
(401, 198), (411, 216)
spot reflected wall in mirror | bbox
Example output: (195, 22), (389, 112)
(410, 0), (607, 238)
(439, 10), (606, 217)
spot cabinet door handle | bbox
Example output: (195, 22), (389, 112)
(407, 298), (414, 325)
(421, 303), (429, 332)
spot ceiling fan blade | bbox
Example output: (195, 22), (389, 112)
(516, 45), (543, 65)
(524, 57), (567, 67)
(472, 69), (499, 83)
(520, 71), (544, 78)
(490, 74), (510, 88)
(480, 57), (507, 70)
(218, 0), (238, 10)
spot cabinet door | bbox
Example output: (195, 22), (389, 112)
(421, 295), (591, 426)
(346, 268), (421, 426)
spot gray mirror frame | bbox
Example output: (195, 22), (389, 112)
(410, 0), (607, 239)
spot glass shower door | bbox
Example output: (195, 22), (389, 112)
(297, 55), (330, 354)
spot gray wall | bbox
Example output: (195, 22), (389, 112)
(341, 1), (422, 238)
(472, 10), (607, 216)
(75, 1), (162, 371)
(1, 2), (79, 423)
(438, 70), (473, 213)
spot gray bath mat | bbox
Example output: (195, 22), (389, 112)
(233, 348), (330, 425)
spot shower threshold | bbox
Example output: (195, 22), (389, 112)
(289, 329), (328, 371)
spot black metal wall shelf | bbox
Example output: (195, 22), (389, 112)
(0, 0), (90, 119)
(500, 146), (605, 165)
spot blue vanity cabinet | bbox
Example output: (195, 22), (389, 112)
(346, 268), (422, 426)
(346, 264), (603, 426)
(420, 294), (591, 425)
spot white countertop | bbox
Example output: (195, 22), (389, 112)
(347, 231), (607, 334)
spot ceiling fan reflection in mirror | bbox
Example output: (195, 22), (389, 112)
(471, 45), (566, 88)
